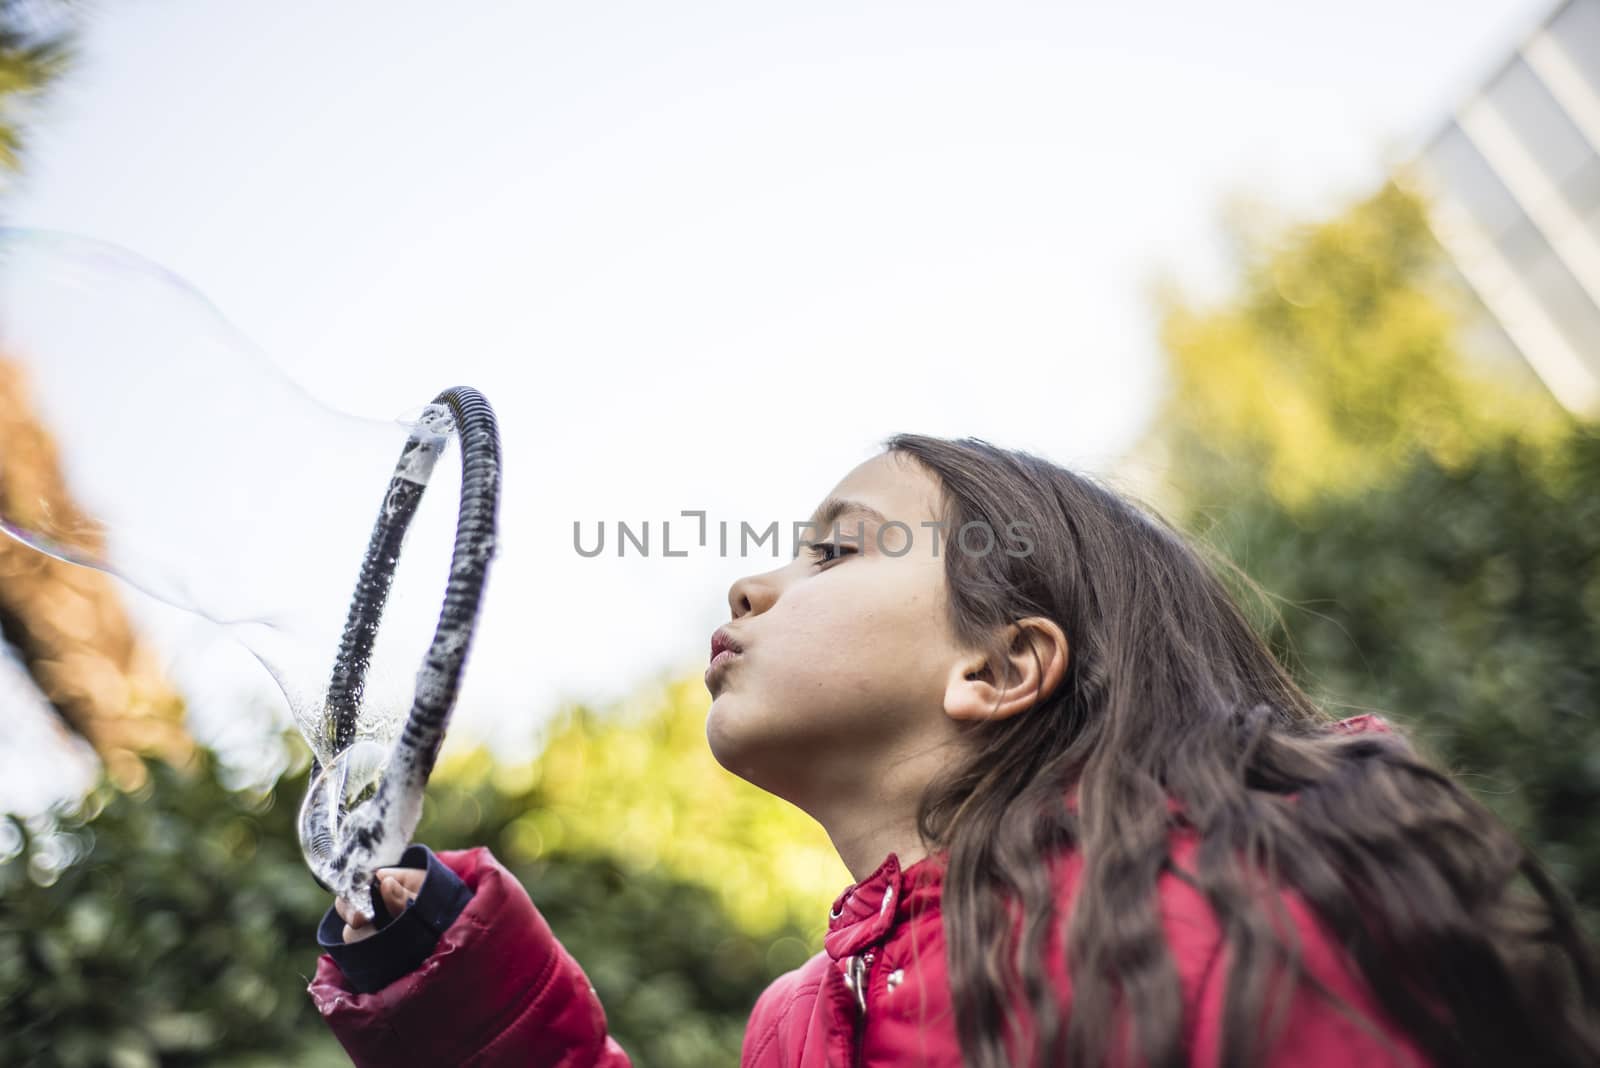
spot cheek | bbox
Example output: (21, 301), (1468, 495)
(777, 596), (935, 694)
(768, 583), (867, 651)
(793, 608), (898, 681)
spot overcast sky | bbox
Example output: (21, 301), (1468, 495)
(0, 0), (1554, 792)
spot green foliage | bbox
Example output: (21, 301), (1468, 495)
(407, 678), (852, 1065)
(3, 676), (845, 1067)
(0, 749), (345, 1068)
(1151, 181), (1566, 509)
(1149, 177), (1600, 932)
(428, 674), (848, 940)
(1196, 428), (1600, 930)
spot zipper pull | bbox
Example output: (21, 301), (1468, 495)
(844, 952), (874, 1016)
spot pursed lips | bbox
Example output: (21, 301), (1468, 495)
(706, 627), (744, 689)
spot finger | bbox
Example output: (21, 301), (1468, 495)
(381, 874), (414, 916)
(376, 867), (427, 894)
(335, 898), (368, 929)
(343, 922), (375, 944)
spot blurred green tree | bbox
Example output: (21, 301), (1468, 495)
(1139, 178), (1599, 931)
(1, 747), (347, 1068)
(2, 675), (847, 1067)
(1146, 180), (1567, 510)
(428, 674), (848, 939)
(1199, 430), (1600, 928)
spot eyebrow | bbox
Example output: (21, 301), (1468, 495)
(807, 496), (889, 532)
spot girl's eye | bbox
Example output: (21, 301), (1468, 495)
(807, 542), (857, 565)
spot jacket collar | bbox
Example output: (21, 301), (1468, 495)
(823, 849), (947, 960)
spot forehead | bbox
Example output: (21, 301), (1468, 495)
(809, 451), (944, 529)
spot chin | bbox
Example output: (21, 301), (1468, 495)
(704, 695), (773, 786)
(703, 693), (740, 767)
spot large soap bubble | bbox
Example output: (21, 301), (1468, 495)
(0, 228), (498, 910)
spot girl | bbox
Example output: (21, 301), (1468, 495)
(308, 434), (1600, 1067)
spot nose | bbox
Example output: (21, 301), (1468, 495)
(727, 564), (783, 621)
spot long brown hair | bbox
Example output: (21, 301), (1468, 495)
(883, 433), (1600, 1067)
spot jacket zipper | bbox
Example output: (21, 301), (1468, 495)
(847, 951), (873, 1066)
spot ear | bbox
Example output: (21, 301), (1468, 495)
(943, 617), (1069, 725)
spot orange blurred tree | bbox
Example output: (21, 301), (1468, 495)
(0, 364), (192, 786)
(0, 0), (190, 788)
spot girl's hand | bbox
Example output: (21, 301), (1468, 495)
(334, 867), (427, 944)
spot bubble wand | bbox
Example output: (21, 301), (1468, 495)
(298, 387), (500, 922)
(0, 228), (500, 924)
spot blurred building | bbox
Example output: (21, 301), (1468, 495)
(1411, 0), (1600, 418)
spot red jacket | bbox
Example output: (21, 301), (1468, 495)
(308, 718), (1430, 1067)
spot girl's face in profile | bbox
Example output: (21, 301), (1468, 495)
(706, 450), (976, 812)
